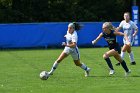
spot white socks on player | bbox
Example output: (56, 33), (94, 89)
(80, 63), (88, 71)
(129, 51), (135, 62)
(121, 51), (135, 63)
(49, 61), (59, 74)
(120, 51), (125, 59)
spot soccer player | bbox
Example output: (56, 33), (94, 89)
(115, 12), (138, 66)
(48, 22), (91, 77)
(92, 22), (131, 76)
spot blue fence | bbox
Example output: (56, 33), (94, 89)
(0, 22), (139, 48)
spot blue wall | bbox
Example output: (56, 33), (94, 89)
(0, 22), (139, 48)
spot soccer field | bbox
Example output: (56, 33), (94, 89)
(0, 47), (140, 93)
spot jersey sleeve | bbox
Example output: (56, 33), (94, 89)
(119, 21), (123, 28)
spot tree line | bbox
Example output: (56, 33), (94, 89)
(0, 0), (139, 23)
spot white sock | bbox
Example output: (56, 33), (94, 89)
(80, 63), (88, 71)
(120, 51), (125, 59)
(49, 61), (59, 74)
(129, 51), (135, 62)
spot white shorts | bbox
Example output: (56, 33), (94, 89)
(123, 36), (134, 46)
(63, 46), (80, 60)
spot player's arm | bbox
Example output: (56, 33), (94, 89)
(115, 21), (123, 32)
(115, 27), (122, 32)
(132, 22), (138, 37)
(62, 34), (77, 48)
(114, 31), (124, 36)
(62, 42), (76, 48)
(114, 32), (130, 45)
(67, 42), (76, 48)
(133, 28), (138, 37)
(92, 33), (103, 45)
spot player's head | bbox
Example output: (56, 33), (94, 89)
(68, 22), (81, 33)
(102, 22), (114, 33)
(124, 12), (130, 21)
(68, 23), (75, 33)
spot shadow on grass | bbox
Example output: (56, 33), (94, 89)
(88, 75), (117, 78)
(87, 75), (140, 78)
(131, 75), (140, 77)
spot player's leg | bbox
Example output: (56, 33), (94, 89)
(71, 47), (91, 77)
(114, 53), (131, 76)
(74, 60), (91, 77)
(127, 46), (136, 65)
(103, 49), (117, 75)
(116, 44), (127, 66)
(121, 44), (127, 59)
(48, 51), (69, 75)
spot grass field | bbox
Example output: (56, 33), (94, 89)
(0, 47), (140, 93)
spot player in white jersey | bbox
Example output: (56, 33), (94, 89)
(116, 12), (138, 66)
(48, 22), (91, 78)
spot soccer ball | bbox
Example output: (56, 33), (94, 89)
(39, 71), (49, 80)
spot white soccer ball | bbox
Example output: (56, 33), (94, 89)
(39, 71), (49, 80)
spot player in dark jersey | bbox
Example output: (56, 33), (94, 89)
(92, 22), (131, 76)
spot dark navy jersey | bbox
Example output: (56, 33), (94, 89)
(102, 30), (119, 50)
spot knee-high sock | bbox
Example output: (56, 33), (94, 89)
(129, 51), (135, 62)
(120, 60), (129, 72)
(80, 63), (88, 71)
(105, 58), (114, 70)
(49, 61), (59, 74)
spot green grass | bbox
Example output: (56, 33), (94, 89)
(0, 47), (140, 93)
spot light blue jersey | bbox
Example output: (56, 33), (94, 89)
(119, 20), (138, 45)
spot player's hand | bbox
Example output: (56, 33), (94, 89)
(64, 35), (67, 38)
(62, 42), (67, 46)
(92, 40), (96, 45)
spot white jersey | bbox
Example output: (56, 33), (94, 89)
(65, 31), (78, 46)
(63, 31), (80, 60)
(119, 20), (138, 44)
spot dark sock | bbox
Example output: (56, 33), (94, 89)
(105, 58), (114, 70)
(120, 60), (129, 72)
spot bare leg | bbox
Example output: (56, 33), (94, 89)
(74, 60), (90, 77)
(49, 51), (68, 74)
(103, 49), (118, 70)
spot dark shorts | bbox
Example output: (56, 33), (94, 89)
(109, 43), (121, 54)
(114, 45), (121, 54)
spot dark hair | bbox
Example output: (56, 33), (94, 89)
(124, 12), (131, 17)
(72, 22), (82, 31)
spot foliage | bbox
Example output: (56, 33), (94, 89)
(0, 0), (136, 23)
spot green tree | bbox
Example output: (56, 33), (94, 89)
(0, 0), (136, 23)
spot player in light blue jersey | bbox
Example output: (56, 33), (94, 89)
(116, 12), (138, 66)
(48, 22), (91, 78)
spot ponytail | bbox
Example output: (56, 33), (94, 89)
(73, 22), (82, 31)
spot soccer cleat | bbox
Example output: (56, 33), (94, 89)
(125, 70), (131, 76)
(130, 61), (136, 65)
(109, 70), (115, 75)
(115, 63), (120, 66)
(85, 68), (91, 77)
